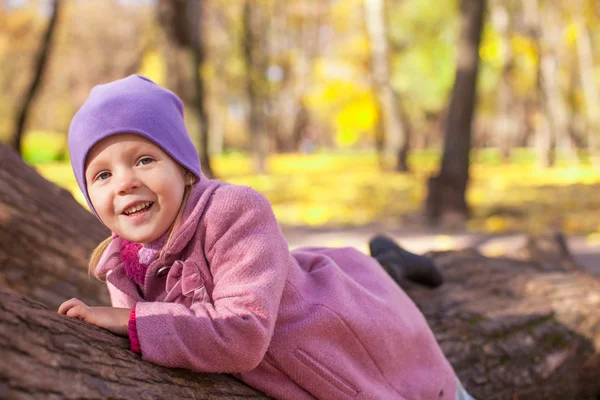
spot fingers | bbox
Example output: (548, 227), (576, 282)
(57, 298), (88, 316)
(65, 305), (88, 320)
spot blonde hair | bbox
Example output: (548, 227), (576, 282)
(88, 170), (197, 280)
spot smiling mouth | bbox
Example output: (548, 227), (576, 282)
(123, 202), (154, 216)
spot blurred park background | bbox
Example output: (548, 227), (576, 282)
(2, 0), (600, 259)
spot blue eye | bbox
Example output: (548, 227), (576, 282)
(97, 171), (111, 181)
(139, 157), (154, 165)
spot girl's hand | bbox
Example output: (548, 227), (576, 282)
(57, 298), (131, 337)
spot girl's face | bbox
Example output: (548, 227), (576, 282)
(85, 133), (186, 244)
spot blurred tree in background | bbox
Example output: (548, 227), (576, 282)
(157, 0), (214, 177)
(2, 0), (600, 232)
(425, 0), (486, 224)
(364, 0), (412, 172)
(10, 0), (60, 154)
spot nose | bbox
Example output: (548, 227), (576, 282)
(114, 169), (141, 194)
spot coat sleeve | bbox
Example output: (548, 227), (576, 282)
(105, 275), (138, 308)
(134, 185), (291, 373)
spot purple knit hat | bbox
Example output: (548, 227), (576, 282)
(68, 74), (201, 214)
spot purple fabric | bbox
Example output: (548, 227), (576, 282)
(96, 179), (458, 400)
(138, 231), (167, 265)
(67, 74), (201, 215)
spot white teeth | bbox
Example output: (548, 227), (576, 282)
(124, 202), (152, 215)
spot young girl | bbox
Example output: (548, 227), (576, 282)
(58, 74), (474, 400)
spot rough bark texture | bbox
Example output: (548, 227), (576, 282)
(415, 247), (600, 399)
(0, 288), (269, 399)
(0, 144), (110, 309)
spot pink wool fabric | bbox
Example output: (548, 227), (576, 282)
(128, 307), (141, 353)
(118, 230), (168, 349)
(117, 230), (167, 287)
(96, 176), (458, 400)
(120, 240), (146, 286)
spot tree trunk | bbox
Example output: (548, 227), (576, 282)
(157, 0), (214, 178)
(536, 3), (579, 167)
(364, 0), (411, 172)
(10, 0), (61, 155)
(3, 144), (600, 398)
(574, 13), (600, 166)
(535, 108), (556, 168)
(425, 0), (486, 225)
(539, 50), (578, 166)
(271, 2), (325, 154)
(412, 247), (600, 399)
(518, 97), (535, 147)
(243, 0), (269, 174)
(490, 1), (515, 162)
(0, 288), (269, 399)
(521, 0), (552, 167)
(188, 0), (215, 179)
(0, 143), (110, 309)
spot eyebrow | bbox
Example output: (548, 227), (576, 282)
(85, 159), (107, 181)
(86, 143), (158, 178)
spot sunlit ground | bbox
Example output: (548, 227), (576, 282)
(23, 131), (600, 238)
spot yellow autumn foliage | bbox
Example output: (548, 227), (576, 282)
(33, 148), (600, 235)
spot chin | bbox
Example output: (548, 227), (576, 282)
(119, 231), (159, 245)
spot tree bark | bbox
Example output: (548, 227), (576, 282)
(0, 288), (269, 399)
(0, 143), (109, 309)
(364, 0), (411, 172)
(10, 0), (62, 155)
(425, 0), (486, 225)
(412, 247), (600, 399)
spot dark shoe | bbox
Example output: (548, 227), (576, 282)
(369, 234), (444, 288)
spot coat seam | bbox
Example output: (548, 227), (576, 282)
(292, 348), (359, 398)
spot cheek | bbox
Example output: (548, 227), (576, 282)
(88, 189), (112, 216)
(162, 185), (185, 211)
(154, 171), (185, 202)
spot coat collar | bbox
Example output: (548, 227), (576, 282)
(96, 174), (226, 299)
(159, 173), (223, 257)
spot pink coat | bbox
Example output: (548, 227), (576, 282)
(97, 177), (458, 399)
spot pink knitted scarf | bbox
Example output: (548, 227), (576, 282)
(119, 232), (167, 286)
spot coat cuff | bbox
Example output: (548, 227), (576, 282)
(128, 306), (141, 353)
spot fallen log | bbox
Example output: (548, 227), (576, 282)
(0, 288), (269, 399)
(0, 144), (109, 308)
(413, 249), (600, 399)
